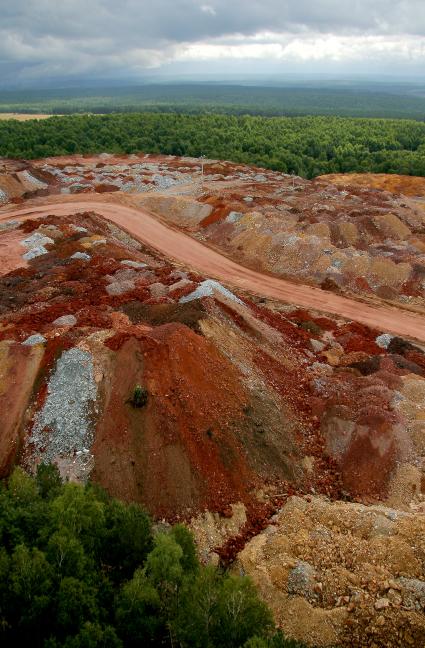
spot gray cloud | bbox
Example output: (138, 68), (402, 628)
(1, 1), (424, 82)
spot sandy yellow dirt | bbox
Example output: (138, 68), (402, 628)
(0, 113), (58, 121)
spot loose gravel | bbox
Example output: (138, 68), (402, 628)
(21, 232), (54, 249)
(23, 245), (49, 261)
(22, 334), (47, 346)
(71, 252), (91, 261)
(20, 170), (48, 189)
(30, 348), (97, 464)
(52, 315), (77, 327)
(376, 333), (394, 349)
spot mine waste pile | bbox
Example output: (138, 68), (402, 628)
(0, 153), (425, 647)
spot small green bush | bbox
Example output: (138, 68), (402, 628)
(130, 384), (148, 408)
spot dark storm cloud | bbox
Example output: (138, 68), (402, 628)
(1, 1), (424, 81)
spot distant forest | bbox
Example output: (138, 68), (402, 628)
(0, 83), (425, 120)
(1, 113), (425, 178)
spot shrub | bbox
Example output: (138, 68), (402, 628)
(130, 384), (148, 408)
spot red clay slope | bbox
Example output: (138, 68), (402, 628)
(1, 197), (424, 342)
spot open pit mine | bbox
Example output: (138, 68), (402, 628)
(1, 153), (425, 647)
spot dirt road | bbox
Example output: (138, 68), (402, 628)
(1, 198), (424, 342)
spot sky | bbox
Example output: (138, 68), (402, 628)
(1, 0), (425, 86)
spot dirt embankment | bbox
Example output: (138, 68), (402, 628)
(3, 153), (424, 310)
(2, 198), (425, 343)
(237, 495), (425, 648)
(318, 173), (425, 197)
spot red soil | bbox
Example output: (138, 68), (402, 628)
(3, 198), (424, 342)
(0, 230), (28, 276)
(0, 342), (44, 476)
(92, 324), (258, 518)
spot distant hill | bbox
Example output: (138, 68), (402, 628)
(0, 82), (425, 120)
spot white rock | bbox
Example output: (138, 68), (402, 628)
(168, 278), (192, 293)
(226, 211), (243, 224)
(376, 333), (393, 349)
(106, 280), (135, 296)
(53, 315), (77, 327)
(21, 232), (54, 249)
(23, 246), (49, 261)
(70, 252), (91, 261)
(180, 279), (244, 305)
(120, 259), (147, 269)
(22, 334), (46, 346)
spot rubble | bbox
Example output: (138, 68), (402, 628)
(22, 334), (47, 346)
(180, 279), (244, 305)
(29, 348), (97, 467)
(52, 315), (77, 327)
(70, 251), (91, 261)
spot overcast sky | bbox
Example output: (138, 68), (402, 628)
(1, 1), (425, 85)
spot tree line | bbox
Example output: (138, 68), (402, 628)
(1, 113), (425, 178)
(1, 83), (425, 119)
(0, 465), (302, 648)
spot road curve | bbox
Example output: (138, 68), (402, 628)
(1, 199), (424, 342)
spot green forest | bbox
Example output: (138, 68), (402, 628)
(0, 466), (301, 648)
(1, 112), (425, 178)
(1, 83), (425, 120)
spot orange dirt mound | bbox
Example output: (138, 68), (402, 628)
(318, 173), (425, 197)
(92, 323), (255, 518)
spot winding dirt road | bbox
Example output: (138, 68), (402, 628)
(1, 198), (424, 342)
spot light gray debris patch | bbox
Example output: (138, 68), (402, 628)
(109, 268), (139, 283)
(20, 170), (48, 189)
(23, 246), (49, 261)
(53, 315), (77, 327)
(149, 282), (168, 298)
(21, 232), (54, 249)
(287, 561), (318, 602)
(397, 577), (425, 610)
(180, 279), (244, 305)
(71, 252), (91, 261)
(30, 348), (97, 464)
(106, 279), (135, 296)
(226, 211), (243, 224)
(152, 174), (178, 189)
(22, 334), (47, 346)
(121, 259), (147, 269)
(0, 219), (19, 231)
(169, 270), (188, 281)
(168, 278), (192, 293)
(0, 189), (7, 204)
(71, 225), (88, 233)
(376, 333), (393, 349)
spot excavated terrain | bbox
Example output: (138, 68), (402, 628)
(0, 153), (424, 647)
